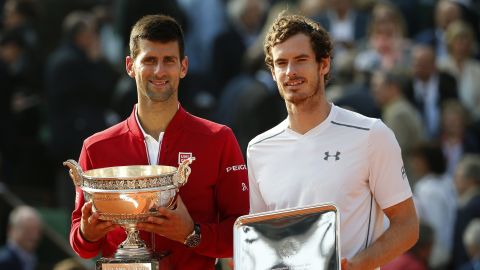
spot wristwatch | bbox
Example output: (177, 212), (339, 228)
(184, 223), (201, 248)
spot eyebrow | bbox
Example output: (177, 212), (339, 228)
(294, 54), (310, 59)
(274, 54), (311, 63)
(164, 55), (178, 61)
(142, 55), (179, 61)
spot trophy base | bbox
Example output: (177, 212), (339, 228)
(96, 257), (159, 270)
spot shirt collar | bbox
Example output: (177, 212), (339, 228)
(127, 103), (186, 140)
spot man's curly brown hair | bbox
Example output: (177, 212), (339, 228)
(264, 13), (333, 82)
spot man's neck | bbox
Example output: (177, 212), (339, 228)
(286, 100), (331, 135)
(137, 100), (178, 139)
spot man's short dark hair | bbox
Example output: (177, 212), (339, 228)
(263, 13), (333, 82)
(411, 142), (446, 175)
(129, 14), (185, 60)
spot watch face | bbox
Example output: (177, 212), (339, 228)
(185, 233), (201, 248)
(185, 224), (201, 248)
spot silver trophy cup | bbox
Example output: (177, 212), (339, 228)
(234, 204), (340, 270)
(64, 158), (194, 270)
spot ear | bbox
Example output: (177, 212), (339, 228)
(319, 57), (331, 76)
(126, 56), (135, 78)
(180, 56), (189, 79)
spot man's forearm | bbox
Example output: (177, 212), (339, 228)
(347, 198), (419, 269)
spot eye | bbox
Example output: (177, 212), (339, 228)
(275, 60), (287, 67)
(143, 58), (156, 65)
(164, 57), (177, 64)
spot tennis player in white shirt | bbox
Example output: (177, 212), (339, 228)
(247, 13), (419, 270)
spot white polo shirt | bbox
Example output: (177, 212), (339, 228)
(247, 104), (412, 259)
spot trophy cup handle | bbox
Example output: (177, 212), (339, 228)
(174, 157), (195, 187)
(63, 159), (84, 187)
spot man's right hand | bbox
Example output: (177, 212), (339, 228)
(80, 201), (118, 242)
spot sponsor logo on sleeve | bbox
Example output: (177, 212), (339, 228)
(401, 166), (407, 181)
(226, 164), (246, 173)
(178, 152), (193, 165)
(242, 182), (248, 191)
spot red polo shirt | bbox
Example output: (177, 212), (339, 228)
(69, 105), (249, 269)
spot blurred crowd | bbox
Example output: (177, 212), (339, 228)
(0, 0), (480, 269)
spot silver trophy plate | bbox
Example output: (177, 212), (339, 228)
(234, 204), (340, 270)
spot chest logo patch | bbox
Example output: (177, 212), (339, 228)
(324, 151), (341, 161)
(178, 152), (193, 165)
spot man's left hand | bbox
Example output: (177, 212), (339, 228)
(136, 196), (194, 243)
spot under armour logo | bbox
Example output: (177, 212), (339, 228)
(324, 151), (341, 161)
(242, 183), (248, 191)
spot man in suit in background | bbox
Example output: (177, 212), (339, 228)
(0, 206), (42, 270)
(405, 44), (458, 139)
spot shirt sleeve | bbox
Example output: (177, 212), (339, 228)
(193, 127), (249, 258)
(367, 120), (412, 209)
(247, 144), (268, 213)
(69, 144), (104, 258)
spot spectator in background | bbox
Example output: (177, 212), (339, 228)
(0, 26), (47, 191)
(439, 20), (480, 121)
(382, 223), (434, 270)
(329, 50), (381, 119)
(177, 0), (227, 116)
(405, 44), (458, 139)
(211, 0), (268, 97)
(2, 0), (39, 50)
(371, 70), (424, 167)
(460, 219), (480, 270)
(440, 100), (480, 176)
(452, 154), (480, 269)
(45, 10), (118, 211)
(354, 2), (412, 75)
(0, 206), (42, 270)
(313, 0), (370, 58)
(415, 0), (463, 62)
(410, 142), (457, 269)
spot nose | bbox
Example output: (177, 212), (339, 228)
(153, 62), (166, 76)
(286, 62), (297, 77)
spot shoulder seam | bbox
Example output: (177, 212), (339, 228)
(250, 130), (285, 147)
(331, 121), (370, 131)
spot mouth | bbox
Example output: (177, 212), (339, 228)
(150, 79), (168, 87)
(284, 78), (305, 87)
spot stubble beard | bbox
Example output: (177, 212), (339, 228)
(145, 83), (176, 103)
(279, 78), (322, 106)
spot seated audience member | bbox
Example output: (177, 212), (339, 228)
(354, 2), (412, 74)
(415, 0), (463, 62)
(405, 44), (458, 139)
(371, 70), (424, 166)
(0, 205), (43, 270)
(459, 219), (480, 270)
(440, 100), (480, 176)
(452, 155), (480, 269)
(410, 142), (457, 268)
(439, 20), (480, 121)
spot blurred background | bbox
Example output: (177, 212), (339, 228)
(0, 0), (479, 269)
